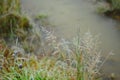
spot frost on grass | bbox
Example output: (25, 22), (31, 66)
(0, 24), (111, 80)
(39, 30), (106, 79)
(72, 32), (102, 79)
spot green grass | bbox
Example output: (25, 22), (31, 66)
(97, 0), (120, 20)
(0, 0), (32, 40)
(0, 32), (104, 80)
(0, 0), (109, 80)
(111, 0), (120, 10)
(35, 14), (48, 20)
(97, 0), (120, 12)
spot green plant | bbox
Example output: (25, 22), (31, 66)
(97, 7), (110, 13)
(0, 0), (32, 40)
(0, 0), (110, 79)
(0, 31), (110, 80)
(111, 0), (120, 10)
(71, 32), (102, 80)
(35, 14), (48, 20)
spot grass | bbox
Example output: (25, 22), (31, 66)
(0, 0), (32, 40)
(0, 42), (75, 80)
(0, 0), (110, 80)
(72, 32), (102, 80)
(110, 0), (120, 10)
(35, 14), (48, 20)
(104, 0), (120, 10)
(0, 32), (105, 80)
(96, 0), (120, 20)
(105, 0), (120, 20)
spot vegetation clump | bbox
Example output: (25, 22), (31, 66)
(0, 32), (105, 80)
(104, 0), (120, 20)
(0, 0), (32, 40)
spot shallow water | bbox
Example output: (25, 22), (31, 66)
(21, 0), (120, 78)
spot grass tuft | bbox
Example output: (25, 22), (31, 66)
(0, 0), (32, 40)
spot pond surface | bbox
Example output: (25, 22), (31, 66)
(21, 0), (120, 78)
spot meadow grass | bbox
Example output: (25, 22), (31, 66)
(0, 32), (105, 80)
(0, 0), (32, 40)
(110, 0), (120, 10)
(0, 0), (110, 80)
(96, 0), (120, 20)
